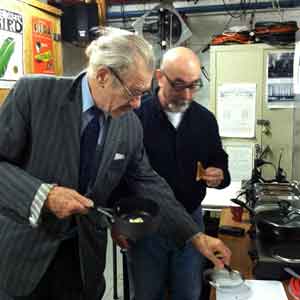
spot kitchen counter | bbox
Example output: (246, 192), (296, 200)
(209, 208), (292, 300)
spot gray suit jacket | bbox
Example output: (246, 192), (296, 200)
(0, 73), (200, 297)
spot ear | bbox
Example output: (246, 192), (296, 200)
(156, 69), (164, 87)
(96, 67), (110, 85)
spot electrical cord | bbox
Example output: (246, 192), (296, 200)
(271, 0), (284, 22)
(201, 66), (210, 81)
(222, 0), (244, 19)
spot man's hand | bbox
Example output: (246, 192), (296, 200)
(45, 186), (94, 219)
(202, 167), (224, 188)
(191, 233), (231, 268)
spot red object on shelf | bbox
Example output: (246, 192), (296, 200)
(230, 206), (243, 222)
(288, 277), (300, 300)
(211, 31), (252, 45)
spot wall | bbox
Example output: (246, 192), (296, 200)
(186, 8), (300, 107)
(59, 6), (300, 108)
(62, 42), (87, 75)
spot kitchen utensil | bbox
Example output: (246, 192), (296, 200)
(94, 197), (161, 240)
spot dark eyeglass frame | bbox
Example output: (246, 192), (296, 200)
(107, 67), (152, 99)
(161, 70), (203, 92)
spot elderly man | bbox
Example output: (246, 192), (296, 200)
(0, 29), (230, 300)
(128, 47), (231, 300)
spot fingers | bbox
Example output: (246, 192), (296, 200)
(45, 186), (94, 219)
(191, 233), (231, 268)
(202, 167), (224, 187)
(210, 245), (232, 268)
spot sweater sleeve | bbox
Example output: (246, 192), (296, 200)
(207, 114), (231, 189)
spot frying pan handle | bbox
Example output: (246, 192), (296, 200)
(230, 198), (255, 215)
(94, 206), (115, 222)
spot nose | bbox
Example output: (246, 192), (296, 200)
(129, 96), (141, 109)
(182, 88), (193, 100)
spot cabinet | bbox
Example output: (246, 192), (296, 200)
(0, 0), (62, 104)
(210, 43), (296, 181)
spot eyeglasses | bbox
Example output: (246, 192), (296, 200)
(108, 67), (152, 99)
(161, 70), (203, 92)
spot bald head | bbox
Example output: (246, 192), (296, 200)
(160, 47), (201, 78)
(156, 47), (202, 112)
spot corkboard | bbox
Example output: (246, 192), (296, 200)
(0, 89), (9, 105)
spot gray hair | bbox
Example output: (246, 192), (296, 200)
(85, 27), (155, 77)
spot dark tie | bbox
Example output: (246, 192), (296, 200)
(79, 107), (100, 194)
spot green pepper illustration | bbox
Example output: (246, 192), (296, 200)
(0, 37), (15, 77)
(34, 50), (52, 63)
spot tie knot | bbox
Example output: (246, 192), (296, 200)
(90, 106), (100, 118)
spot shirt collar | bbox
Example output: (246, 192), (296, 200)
(81, 74), (94, 113)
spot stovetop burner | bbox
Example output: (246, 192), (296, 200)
(271, 243), (300, 263)
(251, 235), (300, 280)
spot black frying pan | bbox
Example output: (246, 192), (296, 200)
(94, 197), (161, 241)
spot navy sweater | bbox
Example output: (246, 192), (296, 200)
(135, 93), (230, 214)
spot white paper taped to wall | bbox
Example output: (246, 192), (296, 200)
(217, 83), (256, 138)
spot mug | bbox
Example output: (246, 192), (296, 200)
(230, 206), (243, 222)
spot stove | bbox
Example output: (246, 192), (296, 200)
(251, 234), (300, 280)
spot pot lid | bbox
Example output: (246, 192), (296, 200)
(204, 268), (244, 290)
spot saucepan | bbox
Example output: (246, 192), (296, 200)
(204, 267), (252, 299)
(231, 198), (300, 241)
(94, 197), (161, 240)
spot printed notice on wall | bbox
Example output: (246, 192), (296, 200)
(224, 143), (253, 181)
(217, 83), (256, 138)
(294, 35), (300, 95)
(267, 51), (294, 108)
(0, 9), (23, 88)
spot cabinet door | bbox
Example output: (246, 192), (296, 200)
(210, 44), (263, 181)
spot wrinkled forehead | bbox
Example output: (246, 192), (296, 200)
(164, 59), (201, 82)
(124, 61), (153, 91)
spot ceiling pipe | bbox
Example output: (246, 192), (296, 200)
(107, 0), (300, 19)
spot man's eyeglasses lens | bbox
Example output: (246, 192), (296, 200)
(108, 66), (153, 99)
(172, 80), (203, 92)
(162, 71), (203, 92)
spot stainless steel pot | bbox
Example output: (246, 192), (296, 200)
(232, 198), (300, 241)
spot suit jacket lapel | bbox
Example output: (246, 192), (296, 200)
(58, 79), (82, 188)
(90, 116), (122, 200)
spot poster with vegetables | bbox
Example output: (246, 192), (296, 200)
(32, 16), (54, 74)
(0, 9), (23, 86)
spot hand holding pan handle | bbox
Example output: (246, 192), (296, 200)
(94, 206), (115, 222)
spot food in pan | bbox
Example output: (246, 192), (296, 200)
(129, 217), (144, 223)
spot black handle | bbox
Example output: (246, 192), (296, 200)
(94, 206), (114, 222)
(230, 198), (255, 215)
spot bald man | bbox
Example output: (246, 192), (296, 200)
(128, 47), (231, 300)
